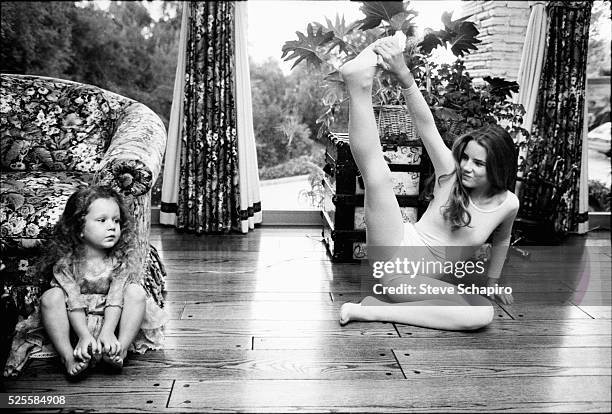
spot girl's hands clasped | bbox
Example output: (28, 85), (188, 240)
(372, 37), (409, 76)
(372, 36), (415, 89)
(74, 334), (100, 361)
(98, 329), (122, 357)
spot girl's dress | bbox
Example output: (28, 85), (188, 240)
(3, 257), (169, 376)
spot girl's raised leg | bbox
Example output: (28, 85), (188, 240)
(340, 52), (404, 248)
(40, 288), (89, 376)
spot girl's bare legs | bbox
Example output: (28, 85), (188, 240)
(341, 295), (494, 331)
(40, 288), (90, 376)
(104, 283), (146, 368)
(340, 50), (404, 248)
(340, 274), (494, 330)
(338, 47), (494, 331)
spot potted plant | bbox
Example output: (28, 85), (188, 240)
(281, 1), (528, 151)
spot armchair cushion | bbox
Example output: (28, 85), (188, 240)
(96, 103), (167, 196)
(0, 76), (119, 173)
(1, 171), (90, 246)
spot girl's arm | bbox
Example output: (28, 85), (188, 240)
(399, 71), (455, 176)
(487, 201), (520, 280)
(485, 199), (520, 305)
(373, 40), (455, 176)
(67, 309), (99, 360)
(98, 265), (129, 355)
(52, 263), (99, 358)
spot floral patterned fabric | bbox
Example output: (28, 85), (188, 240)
(176, 1), (240, 233)
(96, 103), (167, 197)
(0, 75), (121, 173)
(519, 1), (592, 234)
(1, 171), (90, 245)
(0, 74), (168, 376)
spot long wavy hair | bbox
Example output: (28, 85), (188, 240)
(37, 185), (139, 282)
(424, 124), (517, 231)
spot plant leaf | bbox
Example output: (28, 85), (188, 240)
(418, 30), (447, 55)
(389, 10), (417, 32)
(447, 23), (481, 57)
(281, 23), (335, 70)
(354, 1), (407, 31)
(441, 11), (481, 57)
(418, 11), (481, 57)
(313, 14), (355, 56)
(483, 76), (520, 99)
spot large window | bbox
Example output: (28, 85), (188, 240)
(586, 1), (611, 213)
(247, 1), (459, 213)
(247, 1), (363, 212)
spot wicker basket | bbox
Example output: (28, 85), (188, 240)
(373, 105), (419, 143)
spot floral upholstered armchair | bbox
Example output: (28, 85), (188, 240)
(0, 74), (167, 370)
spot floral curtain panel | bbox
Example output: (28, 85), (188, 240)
(177, 1), (239, 233)
(519, 1), (592, 235)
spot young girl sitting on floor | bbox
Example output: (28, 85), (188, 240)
(11, 185), (168, 377)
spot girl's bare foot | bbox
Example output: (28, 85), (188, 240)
(339, 302), (363, 326)
(340, 31), (407, 87)
(102, 348), (128, 371)
(339, 49), (378, 89)
(339, 296), (390, 326)
(62, 356), (89, 377)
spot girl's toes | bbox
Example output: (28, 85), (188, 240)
(63, 357), (89, 378)
(104, 349), (127, 371)
(339, 302), (357, 326)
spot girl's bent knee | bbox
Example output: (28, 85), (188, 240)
(41, 288), (65, 308)
(463, 304), (494, 330)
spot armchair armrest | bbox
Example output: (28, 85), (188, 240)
(95, 103), (167, 196)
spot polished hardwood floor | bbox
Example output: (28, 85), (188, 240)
(3, 225), (611, 412)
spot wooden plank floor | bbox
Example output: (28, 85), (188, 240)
(3, 225), (611, 412)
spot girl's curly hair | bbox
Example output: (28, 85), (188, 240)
(37, 185), (140, 283)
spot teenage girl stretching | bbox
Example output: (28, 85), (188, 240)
(339, 34), (519, 331)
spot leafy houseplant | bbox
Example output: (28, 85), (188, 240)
(281, 0), (528, 154)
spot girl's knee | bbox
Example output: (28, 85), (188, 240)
(124, 284), (146, 303)
(41, 287), (65, 308)
(463, 304), (494, 330)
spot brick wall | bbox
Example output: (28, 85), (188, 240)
(454, 1), (532, 82)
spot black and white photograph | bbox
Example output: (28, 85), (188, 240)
(1, 0), (610, 412)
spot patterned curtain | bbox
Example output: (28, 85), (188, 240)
(177, 1), (239, 233)
(519, 1), (592, 235)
